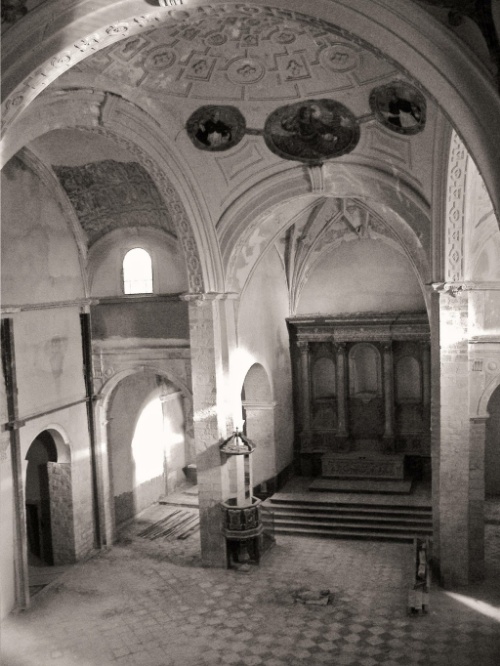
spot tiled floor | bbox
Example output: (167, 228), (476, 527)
(2, 503), (499, 666)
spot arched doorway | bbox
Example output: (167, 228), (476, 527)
(25, 429), (75, 572)
(241, 364), (276, 495)
(486, 385), (500, 498)
(107, 372), (189, 530)
(25, 431), (57, 566)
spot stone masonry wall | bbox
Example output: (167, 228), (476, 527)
(47, 462), (76, 565)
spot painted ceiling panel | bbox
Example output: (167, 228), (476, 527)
(53, 160), (176, 246)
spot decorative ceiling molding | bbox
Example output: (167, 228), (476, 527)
(66, 5), (396, 105)
(2, 0), (500, 246)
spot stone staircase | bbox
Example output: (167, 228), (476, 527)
(261, 494), (433, 543)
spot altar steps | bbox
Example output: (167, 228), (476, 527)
(261, 496), (432, 543)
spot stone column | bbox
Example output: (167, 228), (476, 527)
(334, 342), (348, 438)
(438, 288), (484, 586)
(187, 295), (229, 568)
(382, 342), (395, 443)
(297, 341), (312, 449)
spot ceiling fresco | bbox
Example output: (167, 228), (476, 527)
(68, 4), (398, 105)
(53, 160), (177, 246)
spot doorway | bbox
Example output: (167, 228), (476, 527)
(25, 431), (58, 566)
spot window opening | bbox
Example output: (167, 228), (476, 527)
(123, 248), (153, 294)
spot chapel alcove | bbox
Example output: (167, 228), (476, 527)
(107, 372), (188, 529)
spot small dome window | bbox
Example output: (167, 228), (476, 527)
(123, 248), (153, 294)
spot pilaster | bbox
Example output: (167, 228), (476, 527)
(437, 288), (484, 585)
(382, 342), (395, 443)
(334, 343), (348, 438)
(187, 296), (229, 568)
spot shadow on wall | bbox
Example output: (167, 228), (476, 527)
(108, 372), (189, 529)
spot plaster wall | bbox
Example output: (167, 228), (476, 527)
(1, 157), (84, 305)
(0, 446), (15, 619)
(296, 240), (425, 316)
(237, 248), (294, 482)
(13, 309), (87, 418)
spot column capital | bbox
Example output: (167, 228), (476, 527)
(430, 282), (470, 297)
(297, 340), (309, 352)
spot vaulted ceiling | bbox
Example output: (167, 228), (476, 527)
(4, 0), (499, 296)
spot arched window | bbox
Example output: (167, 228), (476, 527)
(123, 248), (153, 294)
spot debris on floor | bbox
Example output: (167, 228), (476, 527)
(293, 587), (333, 605)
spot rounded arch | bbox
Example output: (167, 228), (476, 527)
(26, 430), (58, 463)
(477, 372), (500, 418)
(241, 363), (273, 404)
(24, 427), (75, 568)
(101, 367), (193, 530)
(122, 247), (153, 295)
(2, 0), (500, 220)
(241, 363), (277, 486)
(223, 164), (431, 306)
(98, 365), (192, 412)
(36, 425), (72, 464)
(485, 383), (500, 497)
(2, 91), (224, 293)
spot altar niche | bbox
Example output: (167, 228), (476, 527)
(287, 314), (430, 479)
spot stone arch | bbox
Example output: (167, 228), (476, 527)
(96, 366), (193, 537)
(477, 372), (500, 419)
(2, 0), (500, 220)
(40, 425), (72, 464)
(2, 90), (223, 293)
(241, 363), (277, 489)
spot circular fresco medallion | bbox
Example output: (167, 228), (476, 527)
(264, 99), (360, 163)
(370, 81), (426, 135)
(227, 57), (266, 85)
(205, 32), (228, 47)
(186, 105), (246, 152)
(144, 46), (176, 72)
(320, 43), (359, 73)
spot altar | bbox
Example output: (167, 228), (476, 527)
(287, 313), (431, 483)
(321, 452), (405, 480)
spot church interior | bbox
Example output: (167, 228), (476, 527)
(1, 1), (500, 663)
